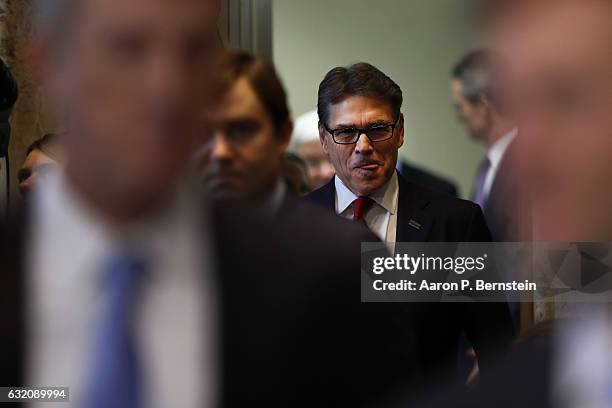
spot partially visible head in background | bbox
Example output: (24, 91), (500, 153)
(317, 62), (404, 196)
(18, 133), (63, 200)
(489, 0), (612, 240)
(197, 49), (292, 202)
(290, 110), (335, 191)
(451, 49), (513, 147)
(31, 0), (219, 221)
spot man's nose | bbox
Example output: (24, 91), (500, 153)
(354, 132), (374, 154)
(209, 133), (235, 160)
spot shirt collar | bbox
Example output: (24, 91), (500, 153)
(334, 171), (399, 215)
(487, 128), (517, 170)
(34, 168), (204, 274)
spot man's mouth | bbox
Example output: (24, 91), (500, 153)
(354, 161), (381, 171)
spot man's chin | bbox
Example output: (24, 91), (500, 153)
(348, 177), (386, 196)
(205, 180), (246, 202)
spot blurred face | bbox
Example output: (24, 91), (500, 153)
(42, 0), (218, 218)
(492, 0), (612, 240)
(320, 96), (404, 196)
(18, 149), (58, 200)
(296, 140), (335, 190)
(198, 76), (290, 201)
(451, 79), (488, 141)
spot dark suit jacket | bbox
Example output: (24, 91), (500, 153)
(0, 196), (410, 407)
(306, 173), (515, 387)
(399, 160), (458, 197)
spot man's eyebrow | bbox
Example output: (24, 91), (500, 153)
(334, 120), (391, 129)
(333, 123), (357, 129)
(367, 120), (392, 127)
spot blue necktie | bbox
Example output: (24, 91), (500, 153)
(83, 252), (148, 408)
(472, 157), (491, 209)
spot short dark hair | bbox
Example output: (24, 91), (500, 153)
(317, 62), (403, 126)
(451, 49), (507, 112)
(216, 49), (290, 132)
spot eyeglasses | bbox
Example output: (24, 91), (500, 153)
(323, 118), (400, 145)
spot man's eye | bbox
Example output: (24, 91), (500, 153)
(337, 129), (356, 137)
(228, 122), (259, 139)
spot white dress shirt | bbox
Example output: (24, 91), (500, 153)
(482, 128), (517, 202)
(335, 172), (399, 253)
(26, 170), (216, 408)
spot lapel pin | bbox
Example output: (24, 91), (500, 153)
(408, 219), (422, 230)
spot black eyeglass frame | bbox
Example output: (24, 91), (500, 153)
(323, 116), (401, 145)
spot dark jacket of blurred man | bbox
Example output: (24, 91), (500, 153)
(307, 62), (515, 386)
(0, 2), (412, 408)
(451, 49), (520, 241)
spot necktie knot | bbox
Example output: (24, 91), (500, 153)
(353, 196), (375, 223)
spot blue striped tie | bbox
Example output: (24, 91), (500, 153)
(83, 252), (148, 408)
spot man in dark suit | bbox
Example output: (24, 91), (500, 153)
(451, 49), (520, 242)
(452, 50), (525, 328)
(307, 62), (515, 385)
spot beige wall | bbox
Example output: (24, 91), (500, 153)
(273, 0), (486, 197)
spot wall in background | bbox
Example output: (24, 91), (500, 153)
(273, 0), (486, 197)
(0, 0), (55, 212)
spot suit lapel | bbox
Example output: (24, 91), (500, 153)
(310, 174), (434, 244)
(395, 173), (433, 244)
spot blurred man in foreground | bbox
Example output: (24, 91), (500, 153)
(0, 3), (406, 407)
(308, 62), (514, 386)
(412, 1), (612, 406)
(6, 0), (221, 406)
(492, 1), (612, 406)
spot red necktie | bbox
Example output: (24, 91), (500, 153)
(353, 196), (375, 223)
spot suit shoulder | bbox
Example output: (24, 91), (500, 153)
(400, 162), (458, 196)
(404, 179), (477, 212)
